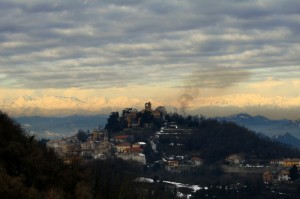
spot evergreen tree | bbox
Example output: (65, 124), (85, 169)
(105, 112), (122, 132)
(290, 165), (300, 181)
(76, 129), (88, 142)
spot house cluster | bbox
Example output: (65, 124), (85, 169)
(113, 135), (147, 165)
(46, 129), (149, 165)
(46, 129), (112, 163)
(263, 170), (292, 183)
(223, 155), (300, 183)
(261, 158), (300, 183)
(270, 158), (300, 168)
(162, 155), (203, 172)
(46, 136), (81, 161)
(225, 154), (245, 166)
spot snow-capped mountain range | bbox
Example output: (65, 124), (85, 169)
(215, 113), (300, 139)
(1, 94), (298, 141)
(1, 94), (300, 117)
(0, 95), (146, 116)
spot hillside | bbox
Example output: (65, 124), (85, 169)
(2, 110), (300, 198)
(215, 113), (300, 138)
(159, 114), (300, 164)
(181, 119), (300, 163)
(0, 112), (142, 199)
(273, 133), (300, 148)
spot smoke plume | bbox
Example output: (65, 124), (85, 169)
(178, 68), (251, 114)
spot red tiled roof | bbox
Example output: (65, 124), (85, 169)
(131, 147), (143, 151)
(116, 142), (131, 147)
(123, 147), (143, 152)
(114, 135), (129, 139)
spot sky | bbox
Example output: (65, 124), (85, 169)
(1, 0), (300, 119)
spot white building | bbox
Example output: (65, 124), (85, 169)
(116, 153), (146, 165)
(278, 170), (290, 182)
(93, 153), (106, 160)
(46, 139), (65, 148)
(81, 142), (92, 150)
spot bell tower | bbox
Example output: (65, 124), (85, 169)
(145, 101), (152, 111)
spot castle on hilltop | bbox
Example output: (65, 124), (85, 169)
(123, 101), (161, 128)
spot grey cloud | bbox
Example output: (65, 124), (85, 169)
(1, 0), (300, 89)
(186, 69), (252, 89)
(23, 3), (68, 13)
(7, 69), (126, 89)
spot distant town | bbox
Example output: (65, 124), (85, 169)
(45, 101), (300, 198)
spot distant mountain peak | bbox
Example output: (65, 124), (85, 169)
(233, 113), (252, 119)
(273, 132), (300, 148)
(224, 113), (268, 121)
(215, 113), (300, 141)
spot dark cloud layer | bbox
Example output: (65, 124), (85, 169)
(0, 0), (300, 89)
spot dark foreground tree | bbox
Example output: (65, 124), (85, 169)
(290, 165), (300, 181)
(0, 111), (145, 199)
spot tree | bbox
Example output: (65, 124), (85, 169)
(76, 130), (88, 142)
(139, 111), (154, 127)
(122, 108), (132, 117)
(75, 181), (93, 199)
(0, 111), (146, 199)
(155, 106), (167, 116)
(290, 165), (300, 181)
(105, 112), (122, 132)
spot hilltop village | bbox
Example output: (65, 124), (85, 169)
(46, 102), (206, 170)
(3, 107), (300, 198)
(46, 102), (300, 197)
(46, 102), (160, 165)
(47, 102), (300, 175)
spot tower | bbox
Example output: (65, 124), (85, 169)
(145, 101), (152, 111)
(103, 130), (109, 141)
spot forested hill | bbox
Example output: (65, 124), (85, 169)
(181, 119), (300, 163)
(0, 112), (142, 198)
